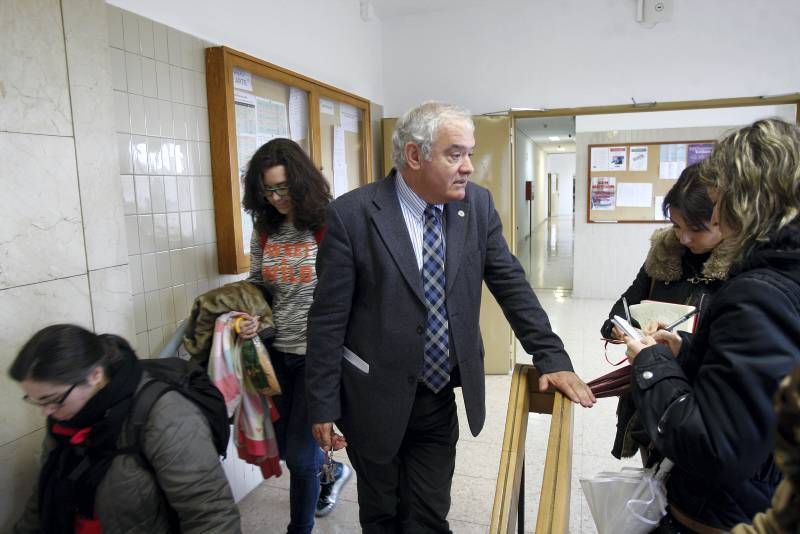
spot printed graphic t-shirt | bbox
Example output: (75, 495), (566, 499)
(248, 222), (318, 354)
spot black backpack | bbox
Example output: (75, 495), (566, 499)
(127, 357), (231, 460)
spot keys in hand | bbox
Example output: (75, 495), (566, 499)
(320, 449), (336, 484)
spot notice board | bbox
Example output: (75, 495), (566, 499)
(587, 141), (714, 223)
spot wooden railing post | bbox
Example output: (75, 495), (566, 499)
(490, 364), (574, 533)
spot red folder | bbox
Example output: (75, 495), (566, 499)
(587, 365), (631, 398)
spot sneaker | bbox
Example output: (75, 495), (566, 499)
(316, 461), (352, 517)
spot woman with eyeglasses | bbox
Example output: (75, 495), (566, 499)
(240, 138), (351, 533)
(9, 324), (240, 534)
(623, 119), (800, 532)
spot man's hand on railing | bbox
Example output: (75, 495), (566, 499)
(538, 371), (597, 408)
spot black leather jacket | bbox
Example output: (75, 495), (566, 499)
(632, 227), (800, 529)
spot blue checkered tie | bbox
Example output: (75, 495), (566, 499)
(421, 204), (450, 392)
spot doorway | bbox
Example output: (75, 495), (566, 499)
(514, 116), (576, 291)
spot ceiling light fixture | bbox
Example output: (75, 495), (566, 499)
(548, 136), (560, 141)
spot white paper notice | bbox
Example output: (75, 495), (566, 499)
(234, 90), (257, 171)
(332, 126), (348, 197)
(288, 87), (308, 141)
(340, 103), (360, 133)
(233, 69), (252, 91)
(617, 182), (653, 207)
(659, 144), (687, 179)
(256, 97), (288, 139)
(241, 209), (253, 254)
(234, 90), (256, 106)
(608, 146), (627, 171)
(236, 134), (257, 171)
(234, 91), (257, 133)
(591, 147), (610, 171)
(629, 146), (648, 171)
(654, 195), (666, 220)
(320, 98), (335, 115)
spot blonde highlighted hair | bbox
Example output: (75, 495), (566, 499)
(701, 118), (800, 264)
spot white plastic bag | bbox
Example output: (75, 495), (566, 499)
(580, 459), (673, 534)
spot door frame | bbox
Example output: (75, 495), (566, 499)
(508, 93), (800, 121)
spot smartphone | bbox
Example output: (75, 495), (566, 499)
(611, 315), (642, 341)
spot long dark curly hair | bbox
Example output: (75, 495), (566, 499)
(242, 138), (331, 236)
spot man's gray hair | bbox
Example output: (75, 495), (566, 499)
(391, 101), (474, 171)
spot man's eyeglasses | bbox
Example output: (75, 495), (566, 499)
(23, 382), (81, 408)
(264, 185), (291, 198)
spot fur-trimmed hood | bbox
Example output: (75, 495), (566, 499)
(643, 227), (731, 282)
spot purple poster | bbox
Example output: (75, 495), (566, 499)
(687, 143), (714, 165)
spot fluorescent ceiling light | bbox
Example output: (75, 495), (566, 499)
(548, 136), (560, 141)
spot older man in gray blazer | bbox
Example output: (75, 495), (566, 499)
(306, 101), (595, 533)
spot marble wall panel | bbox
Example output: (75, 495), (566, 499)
(0, 132), (86, 289)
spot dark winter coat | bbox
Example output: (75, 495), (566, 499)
(602, 227), (730, 459)
(632, 225), (800, 530)
(14, 374), (241, 534)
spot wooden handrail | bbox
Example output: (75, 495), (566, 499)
(490, 364), (574, 533)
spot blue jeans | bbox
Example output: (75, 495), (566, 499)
(271, 349), (325, 534)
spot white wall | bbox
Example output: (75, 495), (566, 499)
(381, 0), (800, 115)
(108, 0), (384, 105)
(533, 144), (547, 228)
(546, 153), (576, 216)
(577, 105), (798, 132)
(107, 5), (244, 359)
(514, 129), (534, 257)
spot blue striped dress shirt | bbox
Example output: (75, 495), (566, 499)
(395, 173), (445, 271)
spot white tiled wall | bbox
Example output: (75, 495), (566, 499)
(108, 6), (240, 357)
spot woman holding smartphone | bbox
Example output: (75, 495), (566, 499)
(623, 119), (800, 533)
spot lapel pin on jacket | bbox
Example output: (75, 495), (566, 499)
(457, 210), (465, 217)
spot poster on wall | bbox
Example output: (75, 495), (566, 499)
(256, 96), (289, 141)
(320, 98), (335, 115)
(288, 87), (308, 141)
(608, 146), (627, 170)
(234, 90), (257, 173)
(233, 68), (252, 91)
(687, 142), (715, 166)
(629, 146), (648, 171)
(590, 147), (610, 171)
(659, 143), (687, 179)
(339, 103), (360, 133)
(590, 176), (616, 210)
(333, 126), (348, 197)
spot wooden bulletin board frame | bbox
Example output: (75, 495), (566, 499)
(587, 140), (714, 223)
(205, 46), (373, 274)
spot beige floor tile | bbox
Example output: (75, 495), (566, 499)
(239, 484), (289, 533)
(448, 473), (496, 525)
(455, 439), (502, 480)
